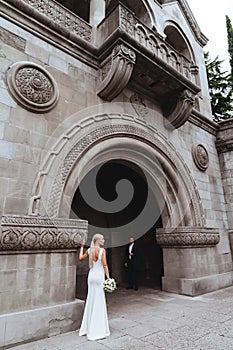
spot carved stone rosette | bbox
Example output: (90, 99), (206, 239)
(156, 227), (219, 248)
(163, 89), (195, 129)
(0, 215), (88, 251)
(6, 61), (59, 113)
(192, 144), (209, 171)
(97, 43), (136, 101)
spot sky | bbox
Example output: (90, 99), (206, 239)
(187, 0), (233, 73)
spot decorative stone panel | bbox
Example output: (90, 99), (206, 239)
(130, 93), (148, 118)
(6, 61), (59, 113)
(192, 144), (209, 171)
(0, 215), (88, 251)
(156, 227), (219, 248)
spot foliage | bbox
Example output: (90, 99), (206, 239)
(226, 15), (233, 83)
(204, 52), (233, 122)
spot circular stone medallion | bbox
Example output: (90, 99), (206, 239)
(192, 144), (209, 171)
(6, 61), (59, 113)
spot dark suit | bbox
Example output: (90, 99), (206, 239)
(125, 242), (138, 290)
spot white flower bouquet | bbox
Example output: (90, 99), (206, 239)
(103, 278), (117, 293)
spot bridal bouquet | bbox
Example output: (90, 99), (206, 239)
(103, 278), (117, 293)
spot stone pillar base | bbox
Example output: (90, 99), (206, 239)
(162, 271), (233, 296)
(0, 299), (84, 349)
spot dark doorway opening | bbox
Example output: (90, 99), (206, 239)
(71, 160), (164, 298)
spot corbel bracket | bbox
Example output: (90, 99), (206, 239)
(163, 89), (195, 129)
(97, 43), (136, 101)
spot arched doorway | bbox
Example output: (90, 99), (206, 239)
(29, 112), (206, 296)
(71, 159), (164, 298)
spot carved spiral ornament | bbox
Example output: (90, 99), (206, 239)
(6, 62), (59, 113)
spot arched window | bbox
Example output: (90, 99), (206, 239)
(56, 0), (90, 23)
(164, 24), (193, 61)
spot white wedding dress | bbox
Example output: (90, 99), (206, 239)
(79, 248), (110, 341)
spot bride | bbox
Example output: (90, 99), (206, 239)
(79, 233), (110, 341)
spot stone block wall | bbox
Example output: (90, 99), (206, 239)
(0, 252), (77, 314)
(0, 19), (99, 218)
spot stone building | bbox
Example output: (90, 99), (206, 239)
(0, 0), (233, 348)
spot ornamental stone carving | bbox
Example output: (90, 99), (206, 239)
(97, 44), (136, 101)
(0, 215), (88, 251)
(156, 227), (219, 248)
(163, 89), (195, 129)
(6, 61), (59, 113)
(7, 0), (92, 42)
(192, 144), (209, 171)
(130, 93), (148, 119)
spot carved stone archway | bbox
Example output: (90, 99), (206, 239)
(28, 113), (223, 296)
(29, 113), (205, 229)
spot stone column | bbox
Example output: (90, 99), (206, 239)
(0, 215), (88, 349)
(216, 118), (233, 231)
(89, 0), (106, 26)
(156, 227), (233, 296)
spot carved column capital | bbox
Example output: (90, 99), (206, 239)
(156, 227), (219, 248)
(163, 89), (195, 129)
(97, 43), (136, 101)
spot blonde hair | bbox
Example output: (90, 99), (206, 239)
(89, 233), (104, 268)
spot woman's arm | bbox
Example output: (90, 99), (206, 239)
(102, 249), (110, 279)
(79, 243), (89, 261)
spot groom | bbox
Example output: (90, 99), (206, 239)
(125, 237), (139, 291)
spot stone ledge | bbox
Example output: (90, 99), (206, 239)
(162, 271), (233, 296)
(0, 299), (84, 349)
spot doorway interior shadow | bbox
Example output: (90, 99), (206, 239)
(71, 159), (164, 299)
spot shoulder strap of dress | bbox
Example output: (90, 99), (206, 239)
(99, 248), (104, 259)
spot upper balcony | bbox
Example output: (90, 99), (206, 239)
(3, 0), (201, 129)
(96, 3), (201, 128)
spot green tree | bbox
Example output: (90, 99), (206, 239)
(204, 52), (233, 122)
(226, 15), (233, 83)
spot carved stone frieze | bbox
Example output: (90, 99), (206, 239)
(0, 215), (88, 251)
(163, 89), (195, 129)
(6, 62), (59, 113)
(156, 227), (219, 248)
(192, 144), (209, 171)
(97, 43), (136, 101)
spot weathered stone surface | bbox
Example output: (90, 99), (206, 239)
(0, 300), (84, 349)
(0, 27), (26, 52)
(0, 0), (232, 347)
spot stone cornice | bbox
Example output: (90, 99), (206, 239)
(189, 109), (218, 136)
(156, 227), (219, 248)
(0, 215), (88, 251)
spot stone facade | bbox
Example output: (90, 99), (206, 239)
(0, 0), (233, 347)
